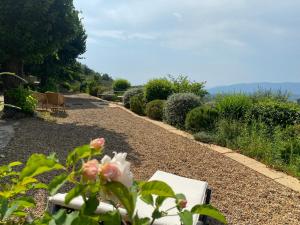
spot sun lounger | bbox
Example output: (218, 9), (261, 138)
(45, 92), (65, 112)
(49, 170), (211, 225)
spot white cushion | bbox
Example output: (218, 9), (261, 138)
(48, 193), (127, 215)
(49, 171), (208, 225)
(135, 170), (208, 225)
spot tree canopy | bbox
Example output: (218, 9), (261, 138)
(0, 0), (83, 67)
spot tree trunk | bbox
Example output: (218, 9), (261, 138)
(2, 59), (24, 118)
(40, 70), (48, 88)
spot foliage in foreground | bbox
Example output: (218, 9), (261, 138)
(0, 138), (226, 225)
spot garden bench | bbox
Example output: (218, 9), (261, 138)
(49, 170), (211, 225)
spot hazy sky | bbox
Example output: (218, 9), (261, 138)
(74, 0), (300, 88)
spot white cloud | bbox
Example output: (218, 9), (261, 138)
(90, 30), (157, 41)
(172, 12), (183, 22)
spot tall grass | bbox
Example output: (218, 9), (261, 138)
(213, 119), (300, 177)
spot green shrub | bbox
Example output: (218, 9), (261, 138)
(144, 78), (174, 102)
(185, 105), (219, 132)
(164, 93), (201, 128)
(60, 82), (71, 91)
(194, 132), (216, 144)
(113, 79), (131, 91)
(249, 99), (300, 127)
(39, 78), (59, 92)
(216, 94), (252, 120)
(123, 88), (144, 108)
(145, 100), (165, 120)
(130, 94), (145, 115)
(214, 119), (244, 147)
(168, 75), (208, 98)
(7, 86), (37, 114)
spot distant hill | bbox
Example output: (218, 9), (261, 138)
(208, 82), (300, 101)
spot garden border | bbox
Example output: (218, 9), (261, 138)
(100, 98), (300, 193)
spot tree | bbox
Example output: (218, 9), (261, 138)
(0, 0), (84, 116)
(25, 22), (87, 89)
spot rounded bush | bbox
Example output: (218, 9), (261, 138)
(130, 94), (145, 115)
(185, 105), (219, 132)
(164, 93), (201, 127)
(144, 79), (174, 102)
(145, 100), (165, 121)
(113, 79), (131, 91)
(123, 88), (144, 108)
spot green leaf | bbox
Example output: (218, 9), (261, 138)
(191, 204), (227, 224)
(140, 194), (153, 206)
(65, 185), (84, 205)
(32, 183), (48, 189)
(12, 196), (35, 208)
(151, 208), (163, 219)
(82, 196), (99, 215)
(179, 210), (193, 225)
(155, 196), (167, 208)
(3, 202), (19, 220)
(132, 215), (150, 225)
(49, 173), (68, 195)
(20, 154), (64, 180)
(140, 181), (175, 198)
(100, 211), (122, 225)
(0, 197), (8, 220)
(105, 182), (135, 218)
(66, 145), (96, 167)
(12, 210), (27, 217)
(8, 162), (22, 167)
(49, 209), (80, 225)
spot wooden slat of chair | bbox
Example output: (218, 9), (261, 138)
(46, 92), (65, 112)
(32, 92), (48, 110)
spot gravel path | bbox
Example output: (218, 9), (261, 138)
(1, 94), (300, 225)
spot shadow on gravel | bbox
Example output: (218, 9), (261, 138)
(64, 95), (109, 111)
(0, 116), (141, 184)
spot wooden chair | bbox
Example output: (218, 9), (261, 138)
(45, 92), (65, 112)
(32, 92), (48, 110)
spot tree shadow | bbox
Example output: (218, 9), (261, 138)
(0, 116), (141, 185)
(63, 94), (110, 111)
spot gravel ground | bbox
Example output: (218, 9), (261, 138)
(1, 94), (300, 225)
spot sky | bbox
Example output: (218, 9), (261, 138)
(74, 0), (300, 88)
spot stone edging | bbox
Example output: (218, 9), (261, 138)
(103, 100), (300, 193)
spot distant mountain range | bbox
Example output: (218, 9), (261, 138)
(208, 82), (300, 101)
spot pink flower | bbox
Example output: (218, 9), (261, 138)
(101, 163), (121, 181)
(178, 199), (187, 209)
(90, 138), (105, 150)
(82, 159), (100, 181)
(100, 152), (133, 187)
